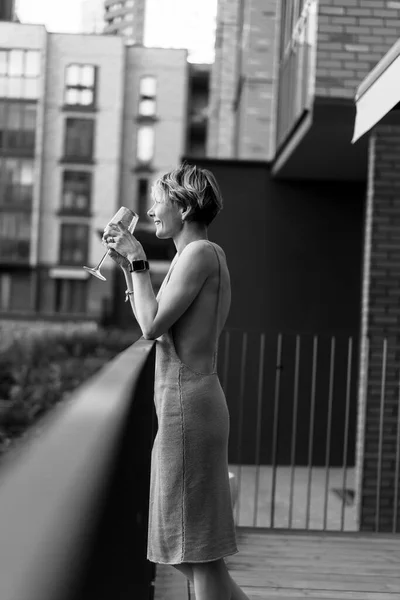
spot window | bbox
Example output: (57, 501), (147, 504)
(61, 171), (92, 213)
(123, 26), (134, 36)
(65, 64), (97, 107)
(55, 279), (87, 314)
(0, 101), (36, 151)
(64, 118), (95, 161)
(0, 212), (31, 262)
(137, 125), (155, 164)
(137, 178), (149, 217)
(125, 13), (134, 20)
(0, 158), (34, 207)
(0, 49), (40, 99)
(59, 223), (89, 265)
(138, 76), (157, 117)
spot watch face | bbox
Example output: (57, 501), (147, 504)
(131, 260), (149, 272)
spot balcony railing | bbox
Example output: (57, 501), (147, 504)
(0, 337), (156, 600)
(276, 0), (318, 150)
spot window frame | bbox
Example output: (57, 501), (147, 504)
(54, 278), (87, 314)
(0, 156), (34, 208)
(60, 170), (92, 215)
(0, 49), (40, 100)
(63, 117), (95, 163)
(0, 100), (37, 154)
(59, 222), (89, 266)
(136, 124), (155, 165)
(138, 75), (157, 119)
(64, 64), (98, 110)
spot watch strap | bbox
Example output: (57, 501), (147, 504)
(129, 259), (149, 273)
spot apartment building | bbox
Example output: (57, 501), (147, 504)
(207, 0), (280, 160)
(0, 22), (188, 320)
(104, 0), (146, 44)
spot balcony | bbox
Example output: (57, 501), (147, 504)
(0, 335), (399, 599)
(273, 0), (369, 181)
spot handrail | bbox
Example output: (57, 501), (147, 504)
(0, 337), (156, 600)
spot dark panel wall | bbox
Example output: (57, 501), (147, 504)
(187, 158), (365, 466)
(194, 159), (365, 336)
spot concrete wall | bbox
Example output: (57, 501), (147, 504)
(207, 0), (280, 161)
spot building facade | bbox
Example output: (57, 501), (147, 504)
(207, 0), (280, 160)
(0, 22), (188, 321)
(232, 0), (400, 531)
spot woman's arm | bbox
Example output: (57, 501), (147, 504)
(132, 242), (212, 340)
(105, 222), (212, 339)
(122, 267), (139, 322)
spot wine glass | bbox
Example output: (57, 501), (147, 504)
(83, 207), (139, 281)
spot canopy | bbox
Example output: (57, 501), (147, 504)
(352, 38), (400, 143)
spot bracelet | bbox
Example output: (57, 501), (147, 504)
(125, 289), (134, 303)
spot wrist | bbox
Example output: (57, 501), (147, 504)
(127, 252), (147, 264)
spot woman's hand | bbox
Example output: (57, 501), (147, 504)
(103, 221), (147, 269)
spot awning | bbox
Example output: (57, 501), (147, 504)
(352, 38), (400, 143)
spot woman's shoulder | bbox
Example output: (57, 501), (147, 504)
(180, 240), (227, 268)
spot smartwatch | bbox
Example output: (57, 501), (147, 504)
(129, 259), (150, 273)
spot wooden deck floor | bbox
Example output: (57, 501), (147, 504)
(155, 528), (400, 600)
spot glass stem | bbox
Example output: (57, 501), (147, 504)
(95, 250), (110, 271)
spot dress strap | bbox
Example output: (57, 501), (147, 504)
(206, 241), (222, 371)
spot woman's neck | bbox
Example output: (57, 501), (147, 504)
(174, 223), (208, 255)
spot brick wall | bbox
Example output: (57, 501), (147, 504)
(316, 0), (400, 99)
(357, 124), (400, 532)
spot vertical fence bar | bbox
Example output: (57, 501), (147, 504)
(288, 335), (301, 529)
(235, 331), (247, 526)
(253, 333), (265, 527)
(376, 338), (387, 533)
(323, 337), (335, 531)
(393, 356), (400, 533)
(340, 337), (353, 532)
(305, 336), (318, 530)
(270, 334), (283, 529)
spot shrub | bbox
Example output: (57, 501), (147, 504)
(0, 324), (140, 459)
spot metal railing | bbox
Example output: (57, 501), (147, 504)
(219, 330), (360, 532)
(0, 337), (156, 600)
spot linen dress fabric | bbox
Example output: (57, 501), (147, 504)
(147, 241), (238, 565)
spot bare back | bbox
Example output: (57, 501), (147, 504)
(170, 241), (231, 374)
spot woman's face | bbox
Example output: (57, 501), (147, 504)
(147, 188), (183, 239)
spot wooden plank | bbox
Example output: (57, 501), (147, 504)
(160, 530), (400, 600)
(154, 565), (188, 600)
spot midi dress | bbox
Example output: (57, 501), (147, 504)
(147, 240), (238, 565)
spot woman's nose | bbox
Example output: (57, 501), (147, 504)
(147, 205), (155, 218)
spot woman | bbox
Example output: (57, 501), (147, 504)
(104, 163), (249, 600)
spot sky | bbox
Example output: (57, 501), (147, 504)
(15, 0), (218, 63)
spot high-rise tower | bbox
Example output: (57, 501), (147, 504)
(104, 0), (146, 44)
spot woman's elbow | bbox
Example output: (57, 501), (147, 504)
(142, 328), (157, 340)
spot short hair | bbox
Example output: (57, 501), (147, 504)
(151, 163), (223, 226)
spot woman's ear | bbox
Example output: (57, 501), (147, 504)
(180, 206), (192, 222)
